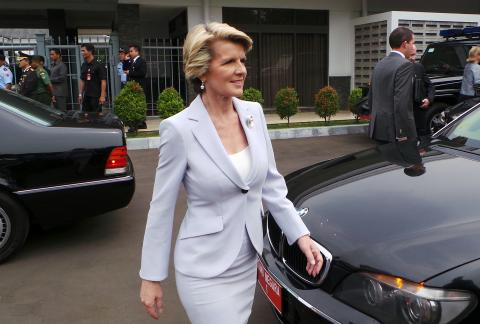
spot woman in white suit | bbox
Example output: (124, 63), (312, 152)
(139, 22), (324, 323)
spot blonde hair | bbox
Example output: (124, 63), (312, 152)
(183, 22), (252, 91)
(467, 46), (480, 63)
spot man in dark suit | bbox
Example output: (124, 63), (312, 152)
(408, 52), (435, 137)
(368, 27), (417, 144)
(126, 44), (148, 130)
(126, 44), (147, 91)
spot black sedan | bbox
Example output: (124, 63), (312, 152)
(0, 90), (135, 262)
(259, 102), (480, 323)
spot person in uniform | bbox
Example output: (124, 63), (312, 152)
(117, 48), (128, 88)
(0, 54), (13, 90)
(30, 55), (54, 106)
(16, 53), (37, 98)
(79, 43), (107, 113)
(39, 56), (51, 76)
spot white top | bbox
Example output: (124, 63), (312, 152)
(229, 146), (252, 182)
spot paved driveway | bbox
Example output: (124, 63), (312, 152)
(0, 135), (375, 324)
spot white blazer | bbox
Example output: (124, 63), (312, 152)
(139, 95), (310, 281)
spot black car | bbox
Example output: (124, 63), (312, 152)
(0, 90), (135, 262)
(353, 27), (480, 133)
(444, 97), (480, 124)
(259, 102), (480, 323)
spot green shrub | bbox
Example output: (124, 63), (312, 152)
(314, 86), (339, 123)
(241, 87), (264, 105)
(274, 87), (299, 127)
(114, 81), (147, 129)
(348, 87), (363, 121)
(156, 87), (185, 119)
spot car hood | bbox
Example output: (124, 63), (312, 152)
(286, 142), (480, 283)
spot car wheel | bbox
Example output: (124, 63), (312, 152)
(426, 103), (448, 134)
(0, 192), (30, 263)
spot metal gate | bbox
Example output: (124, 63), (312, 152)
(0, 34), (189, 115)
(142, 38), (189, 116)
(43, 44), (116, 111)
(44, 44), (82, 111)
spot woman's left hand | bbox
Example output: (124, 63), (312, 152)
(297, 235), (324, 277)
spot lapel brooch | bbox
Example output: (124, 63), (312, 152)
(246, 115), (255, 129)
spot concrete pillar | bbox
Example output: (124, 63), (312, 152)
(202, 0), (210, 24)
(35, 34), (46, 57)
(362, 0), (368, 17)
(329, 11), (354, 109)
(110, 32), (121, 98)
(188, 6), (203, 30)
(116, 4), (141, 49)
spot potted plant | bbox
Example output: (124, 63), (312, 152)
(113, 81), (147, 133)
(348, 87), (363, 122)
(156, 87), (185, 119)
(241, 87), (264, 105)
(314, 86), (339, 123)
(274, 87), (299, 127)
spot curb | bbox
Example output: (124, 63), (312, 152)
(126, 124), (368, 150)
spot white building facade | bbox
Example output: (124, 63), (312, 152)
(1, 0), (480, 108)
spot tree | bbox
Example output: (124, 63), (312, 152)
(241, 87), (264, 105)
(348, 87), (363, 122)
(114, 81), (147, 132)
(274, 87), (299, 127)
(314, 86), (339, 123)
(156, 87), (185, 119)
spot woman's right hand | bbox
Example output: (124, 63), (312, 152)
(140, 279), (164, 319)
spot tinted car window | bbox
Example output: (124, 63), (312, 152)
(0, 90), (63, 126)
(421, 45), (468, 75)
(446, 106), (480, 149)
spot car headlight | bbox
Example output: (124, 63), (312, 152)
(333, 273), (477, 324)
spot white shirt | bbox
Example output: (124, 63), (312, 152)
(117, 62), (127, 83)
(229, 146), (252, 182)
(391, 50), (405, 59)
(229, 146), (253, 246)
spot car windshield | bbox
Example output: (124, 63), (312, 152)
(445, 105), (480, 150)
(0, 90), (64, 126)
(421, 44), (468, 75)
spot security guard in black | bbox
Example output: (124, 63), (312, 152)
(79, 44), (107, 112)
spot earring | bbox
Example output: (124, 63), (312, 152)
(200, 80), (205, 91)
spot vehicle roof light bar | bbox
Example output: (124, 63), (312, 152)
(440, 26), (480, 39)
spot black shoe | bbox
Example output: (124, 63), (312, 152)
(127, 126), (138, 133)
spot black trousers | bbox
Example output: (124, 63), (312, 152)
(413, 106), (430, 136)
(82, 96), (101, 112)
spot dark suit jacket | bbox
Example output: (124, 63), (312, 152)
(50, 60), (68, 97)
(127, 56), (147, 91)
(368, 52), (417, 142)
(413, 62), (435, 105)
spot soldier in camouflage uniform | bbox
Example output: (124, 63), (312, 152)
(30, 55), (54, 106)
